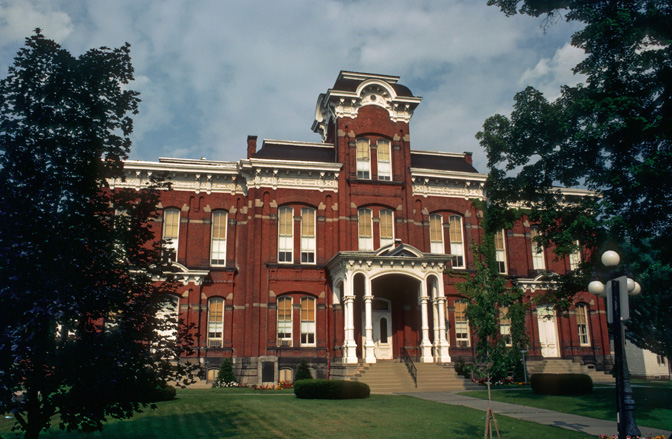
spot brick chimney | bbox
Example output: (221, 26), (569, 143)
(247, 135), (258, 158)
(463, 151), (473, 166)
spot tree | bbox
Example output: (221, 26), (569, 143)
(478, 1), (672, 361)
(294, 359), (313, 381)
(215, 359), (238, 387)
(0, 31), (197, 439)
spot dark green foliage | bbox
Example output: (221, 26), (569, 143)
(216, 359), (237, 385)
(0, 31), (197, 439)
(479, 0), (672, 361)
(294, 359), (313, 381)
(531, 374), (593, 395)
(140, 385), (177, 403)
(293, 380), (370, 399)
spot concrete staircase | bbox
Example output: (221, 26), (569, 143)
(527, 359), (614, 384)
(351, 361), (480, 393)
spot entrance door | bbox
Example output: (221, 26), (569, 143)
(373, 310), (393, 359)
(537, 305), (559, 357)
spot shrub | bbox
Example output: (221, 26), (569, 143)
(294, 359), (313, 381)
(294, 379), (370, 399)
(531, 373), (593, 395)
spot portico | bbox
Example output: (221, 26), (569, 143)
(327, 243), (453, 364)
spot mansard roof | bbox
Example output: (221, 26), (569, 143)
(410, 150), (479, 173)
(331, 71), (415, 97)
(252, 140), (335, 163)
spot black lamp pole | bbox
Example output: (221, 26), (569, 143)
(609, 277), (640, 439)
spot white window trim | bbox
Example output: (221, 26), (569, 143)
(278, 207), (294, 264)
(569, 240), (581, 271)
(210, 211), (227, 266)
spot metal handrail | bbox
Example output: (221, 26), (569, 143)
(401, 347), (417, 388)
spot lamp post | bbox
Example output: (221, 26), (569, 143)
(587, 250), (642, 439)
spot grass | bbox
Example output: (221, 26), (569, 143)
(0, 388), (596, 439)
(461, 384), (672, 431)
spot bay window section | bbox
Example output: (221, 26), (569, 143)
(211, 211), (227, 266)
(278, 207), (293, 263)
(449, 215), (465, 268)
(379, 209), (394, 248)
(358, 208), (373, 251)
(300, 208), (316, 264)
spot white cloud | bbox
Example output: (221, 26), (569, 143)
(519, 42), (586, 100)
(0, 0), (72, 44)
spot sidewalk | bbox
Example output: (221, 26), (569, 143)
(401, 391), (672, 438)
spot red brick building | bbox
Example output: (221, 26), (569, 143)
(115, 71), (611, 385)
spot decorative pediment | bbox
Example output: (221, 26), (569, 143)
(375, 243), (424, 258)
(514, 272), (559, 293)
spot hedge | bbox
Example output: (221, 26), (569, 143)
(531, 373), (593, 395)
(294, 379), (370, 399)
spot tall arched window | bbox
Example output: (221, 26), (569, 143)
(211, 211), (227, 266)
(494, 229), (507, 274)
(163, 208), (180, 262)
(377, 139), (391, 180)
(207, 297), (224, 347)
(358, 208), (373, 250)
(300, 208), (316, 264)
(356, 138), (371, 179)
(576, 304), (590, 346)
(449, 215), (465, 269)
(300, 297), (316, 346)
(429, 214), (444, 254)
(379, 209), (394, 248)
(454, 299), (470, 347)
(530, 225), (545, 270)
(277, 297), (293, 345)
(278, 207), (293, 263)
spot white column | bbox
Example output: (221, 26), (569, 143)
(343, 276), (358, 364)
(364, 288), (376, 363)
(435, 295), (451, 363)
(432, 288), (439, 359)
(419, 282), (433, 363)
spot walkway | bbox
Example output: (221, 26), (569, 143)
(401, 391), (671, 438)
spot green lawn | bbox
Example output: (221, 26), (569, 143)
(462, 385), (672, 431)
(0, 388), (596, 439)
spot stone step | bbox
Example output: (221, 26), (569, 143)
(527, 359), (614, 384)
(352, 361), (479, 393)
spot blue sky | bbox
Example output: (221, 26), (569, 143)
(0, 0), (585, 172)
